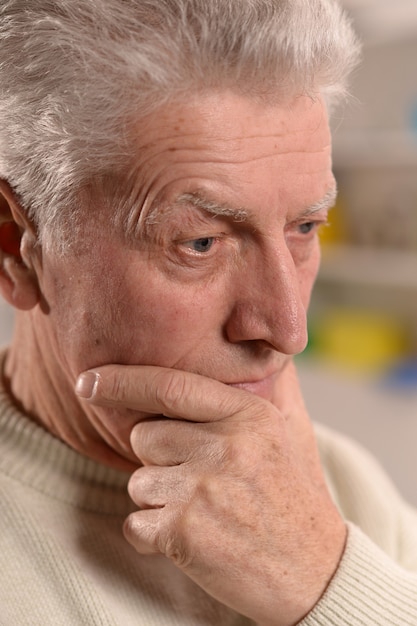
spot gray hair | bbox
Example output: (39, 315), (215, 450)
(0, 0), (360, 252)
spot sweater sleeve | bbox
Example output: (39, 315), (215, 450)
(299, 522), (417, 626)
(297, 424), (417, 625)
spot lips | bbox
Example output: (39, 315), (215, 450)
(226, 371), (278, 401)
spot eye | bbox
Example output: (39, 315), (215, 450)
(185, 237), (215, 253)
(297, 221), (317, 235)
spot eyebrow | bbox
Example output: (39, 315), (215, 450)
(175, 192), (248, 222)
(176, 185), (337, 220)
(301, 186), (338, 217)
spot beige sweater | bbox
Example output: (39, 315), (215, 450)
(1, 379), (417, 625)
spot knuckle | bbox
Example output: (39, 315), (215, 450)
(163, 533), (192, 569)
(219, 428), (275, 477)
(105, 368), (127, 402)
(221, 430), (252, 464)
(154, 370), (189, 415)
(160, 508), (195, 569)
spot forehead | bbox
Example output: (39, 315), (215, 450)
(134, 91), (330, 155)
(121, 91), (334, 228)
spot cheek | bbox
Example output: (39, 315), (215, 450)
(46, 231), (229, 372)
(298, 245), (321, 308)
(81, 269), (224, 369)
(42, 253), (138, 369)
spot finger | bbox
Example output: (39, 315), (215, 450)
(128, 465), (188, 508)
(124, 507), (190, 569)
(75, 364), (264, 423)
(123, 508), (164, 556)
(130, 418), (218, 466)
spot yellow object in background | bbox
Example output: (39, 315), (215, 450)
(312, 308), (408, 374)
(319, 195), (349, 246)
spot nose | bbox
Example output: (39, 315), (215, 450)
(224, 241), (309, 355)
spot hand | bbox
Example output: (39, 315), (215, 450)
(78, 362), (346, 626)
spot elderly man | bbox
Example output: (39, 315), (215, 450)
(0, 1), (416, 624)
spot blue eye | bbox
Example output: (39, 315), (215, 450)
(188, 237), (215, 252)
(298, 222), (316, 235)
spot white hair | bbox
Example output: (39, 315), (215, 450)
(0, 0), (360, 252)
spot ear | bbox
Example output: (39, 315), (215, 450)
(0, 180), (40, 310)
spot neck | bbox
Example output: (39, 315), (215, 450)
(4, 311), (136, 472)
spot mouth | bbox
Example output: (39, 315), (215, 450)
(226, 371), (278, 401)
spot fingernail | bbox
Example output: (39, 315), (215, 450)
(75, 371), (99, 399)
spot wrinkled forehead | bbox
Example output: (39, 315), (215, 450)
(131, 91), (330, 155)
(84, 91), (333, 243)
(125, 92), (331, 192)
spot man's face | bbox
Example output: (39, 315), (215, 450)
(35, 92), (334, 465)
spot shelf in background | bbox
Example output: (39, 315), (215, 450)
(319, 245), (417, 290)
(332, 131), (417, 168)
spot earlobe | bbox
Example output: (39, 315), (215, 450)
(0, 180), (40, 311)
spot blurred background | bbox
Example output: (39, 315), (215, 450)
(297, 0), (417, 505)
(0, 0), (416, 505)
